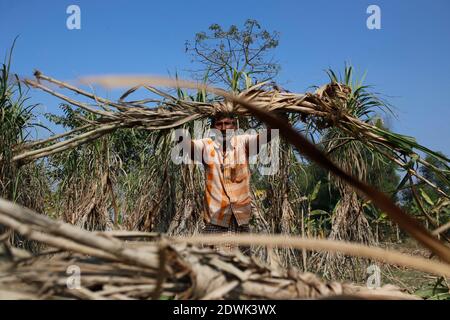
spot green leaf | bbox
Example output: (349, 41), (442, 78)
(419, 188), (434, 206)
(309, 209), (329, 216)
(309, 181), (321, 202)
(393, 172), (410, 196)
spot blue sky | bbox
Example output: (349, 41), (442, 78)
(1, 0), (449, 155)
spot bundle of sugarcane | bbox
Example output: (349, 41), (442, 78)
(2, 198), (450, 300)
(13, 71), (449, 201)
(0, 250), (422, 300)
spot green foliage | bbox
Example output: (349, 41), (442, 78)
(323, 65), (391, 181)
(0, 39), (48, 204)
(419, 152), (450, 197)
(0, 39), (49, 251)
(415, 278), (450, 300)
(400, 152), (450, 227)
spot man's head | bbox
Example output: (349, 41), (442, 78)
(210, 113), (237, 139)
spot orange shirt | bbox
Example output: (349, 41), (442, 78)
(192, 134), (258, 227)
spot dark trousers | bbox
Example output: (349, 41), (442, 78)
(202, 215), (251, 256)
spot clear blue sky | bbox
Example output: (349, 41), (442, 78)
(1, 0), (449, 155)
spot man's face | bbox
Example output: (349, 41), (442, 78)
(213, 117), (236, 138)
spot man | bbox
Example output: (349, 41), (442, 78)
(180, 113), (275, 254)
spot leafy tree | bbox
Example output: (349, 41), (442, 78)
(185, 19), (280, 90)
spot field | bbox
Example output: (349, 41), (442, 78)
(1, 20), (449, 300)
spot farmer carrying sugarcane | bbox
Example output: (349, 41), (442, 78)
(178, 112), (280, 254)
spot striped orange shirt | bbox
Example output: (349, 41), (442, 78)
(192, 134), (258, 227)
